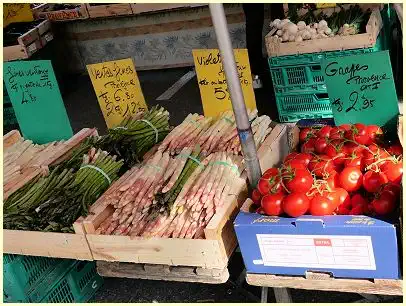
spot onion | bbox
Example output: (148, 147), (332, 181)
(297, 21), (306, 30)
(318, 20), (328, 28)
(324, 27), (332, 35)
(272, 19), (281, 27)
(295, 35), (303, 42)
(285, 23), (298, 35)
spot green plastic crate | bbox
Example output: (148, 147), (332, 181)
(268, 34), (384, 94)
(3, 254), (75, 303)
(270, 64), (327, 94)
(275, 92), (333, 123)
(40, 261), (103, 303)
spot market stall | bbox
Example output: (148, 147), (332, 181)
(3, 2), (403, 303)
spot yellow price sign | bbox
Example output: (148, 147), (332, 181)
(192, 49), (257, 117)
(87, 58), (148, 129)
(316, 3), (336, 8)
(3, 4), (34, 28)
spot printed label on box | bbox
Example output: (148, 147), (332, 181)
(256, 234), (376, 270)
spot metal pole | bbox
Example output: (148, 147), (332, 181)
(209, 3), (262, 187)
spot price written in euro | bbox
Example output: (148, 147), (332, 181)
(193, 49), (257, 117)
(87, 58), (148, 128)
(321, 51), (399, 126)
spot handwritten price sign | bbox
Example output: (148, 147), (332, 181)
(3, 60), (73, 144)
(192, 49), (257, 117)
(321, 51), (399, 127)
(3, 4), (34, 28)
(87, 58), (148, 129)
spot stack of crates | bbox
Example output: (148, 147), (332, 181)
(268, 34), (384, 123)
(4, 254), (103, 303)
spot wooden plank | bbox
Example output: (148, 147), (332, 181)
(96, 261), (229, 284)
(3, 229), (93, 260)
(87, 234), (225, 268)
(86, 4), (133, 18)
(130, 4), (198, 15)
(266, 8), (382, 56)
(3, 130), (21, 149)
(246, 273), (403, 296)
(3, 45), (27, 62)
(66, 13), (245, 42)
(256, 123), (290, 173)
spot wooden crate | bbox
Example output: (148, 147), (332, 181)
(265, 8), (383, 56)
(82, 178), (247, 269)
(3, 20), (53, 62)
(246, 272), (403, 296)
(81, 125), (287, 270)
(41, 4), (89, 21)
(97, 261), (229, 284)
(86, 4), (133, 18)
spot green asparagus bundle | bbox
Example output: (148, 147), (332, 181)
(4, 149), (124, 232)
(58, 106), (171, 172)
(152, 145), (202, 219)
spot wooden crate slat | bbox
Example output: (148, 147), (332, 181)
(246, 273), (403, 296)
(3, 229), (93, 260)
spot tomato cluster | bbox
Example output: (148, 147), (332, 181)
(252, 123), (403, 218)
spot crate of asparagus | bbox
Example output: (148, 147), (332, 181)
(81, 110), (284, 273)
(3, 107), (171, 260)
(3, 128), (101, 260)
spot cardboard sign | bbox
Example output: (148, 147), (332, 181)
(193, 49), (257, 117)
(321, 51), (399, 127)
(3, 60), (73, 144)
(87, 58), (148, 129)
(3, 4), (34, 27)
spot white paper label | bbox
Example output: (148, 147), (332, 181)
(256, 234), (376, 270)
(27, 43), (37, 52)
(45, 33), (53, 42)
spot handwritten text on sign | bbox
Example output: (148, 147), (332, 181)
(193, 49), (257, 117)
(3, 60), (73, 144)
(87, 58), (148, 129)
(321, 51), (399, 126)
(3, 4), (34, 27)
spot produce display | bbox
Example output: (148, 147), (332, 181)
(95, 148), (244, 238)
(155, 110), (272, 156)
(60, 106), (170, 172)
(94, 110), (274, 238)
(3, 108), (274, 238)
(252, 123), (403, 218)
(4, 149), (123, 232)
(269, 5), (372, 42)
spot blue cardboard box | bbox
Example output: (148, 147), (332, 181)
(235, 204), (400, 279)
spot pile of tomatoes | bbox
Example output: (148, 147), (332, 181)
(252, 123), (403, 218)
